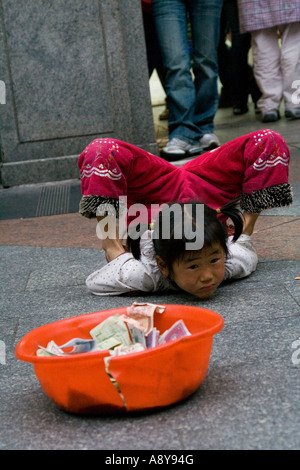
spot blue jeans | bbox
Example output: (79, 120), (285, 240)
(151, 0), (223, 143)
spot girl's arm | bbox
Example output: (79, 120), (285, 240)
(86, 229), (176, 296)
(89, 219), (158, 294)
(224, 234), (258, 280)
(85, 253), (157, 295)
(224, 213), (259, 280)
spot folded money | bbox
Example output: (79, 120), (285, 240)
(90, 314), (132, 350)
(126, 323), (147, 348)
(36, 314), (133, 357)
(110, 343), (146, 356)
(36, 303), (190, 357)
(127, 302), (165, 315)
(37, 340), (64, 357)
(123, 302), (165, 336)
(36, 338), (98, 357)
(159, 320), (191, 344)
(146, 327), (160, 348)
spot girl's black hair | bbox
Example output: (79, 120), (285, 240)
(127, 199), (243, 271)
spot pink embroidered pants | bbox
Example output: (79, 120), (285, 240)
(78, 129), (292, 221)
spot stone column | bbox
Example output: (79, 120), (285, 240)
(0, 0), (157, 186)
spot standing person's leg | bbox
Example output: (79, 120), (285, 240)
(151, 0), (203, 158)
(143, 9), (158, 78)
(279, 22), (300, 119)
(251, 27), (282, 121)
(189, 0), (223, 149)
(218, 0), (234, 108)
(226, 0), (252, 114)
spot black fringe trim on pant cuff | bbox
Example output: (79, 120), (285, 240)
(79, 195), (120, 218)
(241, 183), (293, 213)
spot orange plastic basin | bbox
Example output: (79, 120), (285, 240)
(15, 305), (224, 414)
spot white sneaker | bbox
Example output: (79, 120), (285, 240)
(161, 138), (202, 161)
(199, 133), (220, 150)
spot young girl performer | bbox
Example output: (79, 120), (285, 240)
(78, 129), (292, 298)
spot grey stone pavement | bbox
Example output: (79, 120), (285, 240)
(0, 102), (300, 451)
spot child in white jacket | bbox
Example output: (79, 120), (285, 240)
(86, 201), (258, 299)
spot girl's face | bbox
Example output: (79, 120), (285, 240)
(157, 243), (226, 299)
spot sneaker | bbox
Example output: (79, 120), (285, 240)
(161, 138), (202, 161)
(285, 108), (300, 119)
(199, 133), (220, 151)
(261, 109), (280, 122)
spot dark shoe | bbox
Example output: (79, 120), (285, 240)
(261, 109), (280, 123)
(233, 104), (249, 115)
(285, 108), (300, 119)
